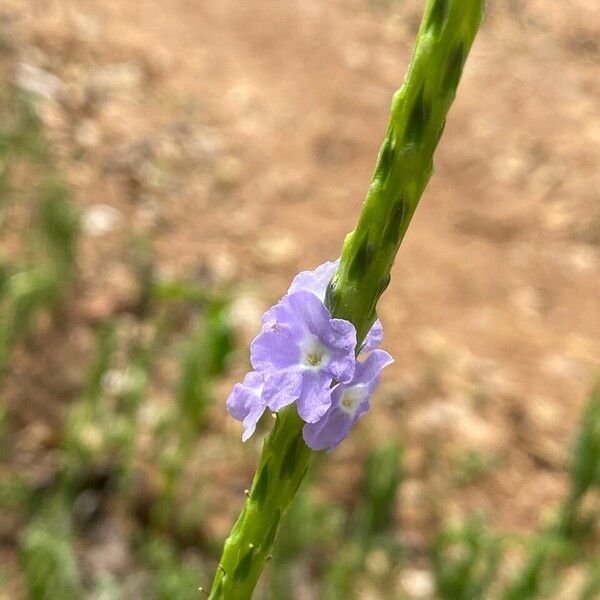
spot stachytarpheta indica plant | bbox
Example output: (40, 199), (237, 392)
(208, 1), (485, 597)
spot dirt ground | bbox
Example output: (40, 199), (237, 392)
(2, 0), (599, 586)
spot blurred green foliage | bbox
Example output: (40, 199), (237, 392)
(177, 300), (234, 431)
(579, 560), (600, 600)
(453, 448), (500, 486)
(0, 86), (79, 381)
(500, 383), (600, 600)
(566, 385), (600, 519)
(430, 515), (500, 600)
(266, 443), (403, 600)
(357, 441), (403, 544)
(20, 497), (83, 600)
(141, 537), (206, 600)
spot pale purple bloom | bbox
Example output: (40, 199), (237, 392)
(361, 319), (383, 352)
(302, 349), (393, 451)
(226, 371), (266, 442)
(251, 291), (356, 423)
(288, 259), (340, 299)
(227, 259), (392, 445)
(289, 259), (383, 352)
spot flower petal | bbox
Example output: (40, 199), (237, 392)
(261, 295), (302, 333)
(284, 291), (334, 337)
(226, 383), (252, 421)
(241, 402), (267, 442)
(296, 371), (333, 423)
(226, 371), (266, 441)
(302, 403), (353, 451)
(263, 369), (303, 412)
(250, 329), (301, 371)
(356, 349), (394, 393)
(288, 259), (339, 301)
(361, 319), (383, 353)
(302, 350), (393, 450)
(324, 318), (357, 383)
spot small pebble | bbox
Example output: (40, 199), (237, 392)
(83, 204), (121, 236)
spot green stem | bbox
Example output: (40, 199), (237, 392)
(208, 1), (484, 597)
(208, 408), (312, 599)
(328, 0), (485, 341)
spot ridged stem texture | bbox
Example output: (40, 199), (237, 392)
(208, 1), (484, 597)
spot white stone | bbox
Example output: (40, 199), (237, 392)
(16, 63), (65, 102)
(83, 204), (121, 236)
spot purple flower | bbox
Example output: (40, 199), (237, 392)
(361, 319), (383, 352)
(288, 259), (340, 299)
(227, 258), (392, 444)
(251, 291), (357, 423)
(226, 371), (266, 442)
(302, 349), (393, 451)
(289, 259), (383, 352)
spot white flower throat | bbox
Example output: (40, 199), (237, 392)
(301, 335), (329, 369)
(339, 384), (368, 416)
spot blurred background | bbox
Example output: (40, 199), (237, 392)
(0, 0), (599, 598)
